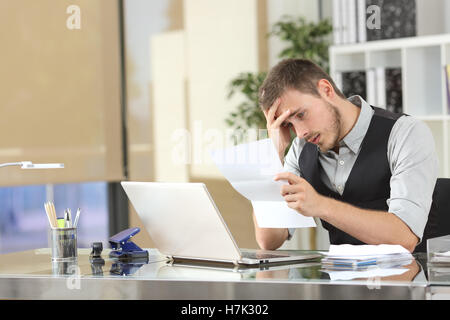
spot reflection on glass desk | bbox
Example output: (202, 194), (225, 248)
(428, 266), (450, 285)
(0, 248), (439, 300)
(0, 248), (426, 283)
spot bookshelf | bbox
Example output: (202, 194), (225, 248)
(329, 33), (450, 177)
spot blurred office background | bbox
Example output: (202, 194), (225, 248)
(1, 0), (449, 253)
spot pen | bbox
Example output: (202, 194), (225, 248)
(64, 209), (70, 228)
(57, 218), (65, 228)
(73, 208), (81, 228)
(68, 208), (72, 228)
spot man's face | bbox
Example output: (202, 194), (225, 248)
(274, 89), (342, 153)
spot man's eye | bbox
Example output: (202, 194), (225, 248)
(297, 112), (305, 119)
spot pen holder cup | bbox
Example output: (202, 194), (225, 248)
(49, 227), (78, 261)
(52, 259), (79, 276)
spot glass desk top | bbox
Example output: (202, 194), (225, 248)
(0, 248), (437, 287)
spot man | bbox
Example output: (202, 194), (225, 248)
(253, 58), (438, 253)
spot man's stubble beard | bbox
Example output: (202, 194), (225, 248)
(320, 102), (342, 153)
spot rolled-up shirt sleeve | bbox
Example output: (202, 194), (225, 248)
(283, 137), (303, 176)
(387, 116), (438, 243)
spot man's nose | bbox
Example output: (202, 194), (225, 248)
(291, 121), (309, 139)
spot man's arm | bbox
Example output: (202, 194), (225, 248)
(253, 212), (289, 250)
(319, 197), (419, 252)
(274, 169), (426, 253)
(386, 117), (438, 247)
(253, 97), (301, 250)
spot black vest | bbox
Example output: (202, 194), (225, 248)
(298, 106), (404, 245)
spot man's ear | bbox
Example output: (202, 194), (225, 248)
(317, 79), (336, 101)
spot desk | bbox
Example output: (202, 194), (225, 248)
(0, 248), (447, 300)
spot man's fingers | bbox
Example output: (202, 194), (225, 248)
(266, 98), (281, 123)
(272, 109), (291, 128)
(274, 172), (302, 184)
(283, 194), (298, 202)
(286, 201), (300, 210)
(280, 184), (304, 196)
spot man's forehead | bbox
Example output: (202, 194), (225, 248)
(274, 102), (291, 117)
(273, 90), (315, 117)
(274, 101), (302, 118)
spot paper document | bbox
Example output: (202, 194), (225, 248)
(321, 244), (414, 270)
(326, 244), (412, 257)
(209, 139), (316, 228)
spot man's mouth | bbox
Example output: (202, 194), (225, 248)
(309, 134), (320, 145)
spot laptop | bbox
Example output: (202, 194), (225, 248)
(121, 181), (320, 265)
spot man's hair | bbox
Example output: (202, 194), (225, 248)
(258, 58), (345, 110)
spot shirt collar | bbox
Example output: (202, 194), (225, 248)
(340, 95), (374, 154)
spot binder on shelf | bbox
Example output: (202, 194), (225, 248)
(385, 68), (403, 114)
(331, 0), (417, 45)
(365, 0), (416, 41)
(366, 68), (376, 106)
(347, 0), (357, 44)
(335, 72), (343, 93)
(341, 0), (349, 44)
(356, 0), (367, 43)
(332, 0), (343, 45)
(365, 67), (403, 112)
(445, 65), (450, 113)
(375, 67), (386, 109)
(341, 71), (366, 99)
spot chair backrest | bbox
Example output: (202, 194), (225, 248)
(415, 178), (450, 252)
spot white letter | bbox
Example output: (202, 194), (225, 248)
(66, 264), (81, 290)
(171, 128), (191, 165)
(192, 120), (203, 165)
(366, 5), (381, 30)
(66, 5), (81, 30)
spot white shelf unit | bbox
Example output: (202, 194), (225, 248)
(330, 34), (450, 178)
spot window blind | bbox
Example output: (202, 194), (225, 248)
(0, 0), (124, 186)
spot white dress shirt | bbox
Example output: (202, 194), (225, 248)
(284, 96), (438, 242)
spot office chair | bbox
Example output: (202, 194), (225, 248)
(415, 178), (450, 253)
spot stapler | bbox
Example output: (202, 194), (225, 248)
(109, 227), (149, 262)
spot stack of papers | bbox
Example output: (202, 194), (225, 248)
(321, 244), (414, 271)
(209, 139), (316, 228)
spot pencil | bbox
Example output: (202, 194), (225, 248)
(52, 202), (57, 227)
(44, 202), (53, 228)
(45, 202), (56, 228)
